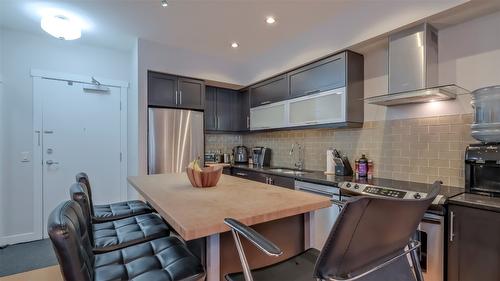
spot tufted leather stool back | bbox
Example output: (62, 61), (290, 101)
(48, 200), (95, 281)
(75, 172), (95, 216)
(70, 182), (94, 242)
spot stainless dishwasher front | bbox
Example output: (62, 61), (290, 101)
(295, 180), (340, 250)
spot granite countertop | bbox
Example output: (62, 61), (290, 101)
(231, 164), (464, 199)
(448, 193), (500, 212)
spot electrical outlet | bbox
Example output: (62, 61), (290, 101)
(21, 151), (30, 163)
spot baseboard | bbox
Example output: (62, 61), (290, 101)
(0, 232), (42, 246)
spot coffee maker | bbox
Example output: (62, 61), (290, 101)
(252, 147), (271, 167)
(465, 143), (500, 197)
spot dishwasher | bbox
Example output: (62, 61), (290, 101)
(295, 180), (341, 250)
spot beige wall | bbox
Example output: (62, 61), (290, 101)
(206, 11), (500, 188)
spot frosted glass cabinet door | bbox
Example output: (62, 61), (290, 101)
(288, 88), (346, 126)
(250, 103), (286, 130)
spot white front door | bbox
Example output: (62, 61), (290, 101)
(34, 78), (124, 238)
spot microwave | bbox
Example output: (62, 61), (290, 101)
(465, 144), (500, 197)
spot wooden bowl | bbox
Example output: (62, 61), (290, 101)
(186, 165), (223, 188)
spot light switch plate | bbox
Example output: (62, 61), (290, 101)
(21, 151), (30, 162)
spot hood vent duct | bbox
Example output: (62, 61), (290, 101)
(365, 23), (469, 106)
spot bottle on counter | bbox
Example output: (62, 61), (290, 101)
(367, 160), (373, 180)
(354, 160), (359, 180)
(358, 154), (368, 178)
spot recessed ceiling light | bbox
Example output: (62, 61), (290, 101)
(266, 16), (276, 24)
(41, 14), (81, 40)
(231, 42), (239, 48)
(161, 0), (168, 7)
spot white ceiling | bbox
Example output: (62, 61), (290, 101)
(1, 0), (480, 84)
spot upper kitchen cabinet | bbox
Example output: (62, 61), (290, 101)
(250, 74), (288, 107)
(147, 71), (205, 110)
(204, 86), (243, 132)
(249, 50), (364, 131)
(148, 72), (178, 107)
(235, 88), (250, 131)
(288, 52), (346, 98)
(178, 77), (205, 110)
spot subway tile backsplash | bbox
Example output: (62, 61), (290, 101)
(205, 114), (476, 187)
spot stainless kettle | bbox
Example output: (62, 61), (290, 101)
(233, 146), (248, 163)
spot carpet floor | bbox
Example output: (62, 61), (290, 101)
(0, 239), (58, 277)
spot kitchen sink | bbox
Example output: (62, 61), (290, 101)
(268, 168), (311, 175)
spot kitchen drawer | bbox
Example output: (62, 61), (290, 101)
(250, 74), (288, 107)
(264, 174), (295, 189)
(232, 168), (266, 183)
(289, 53), (346, 98)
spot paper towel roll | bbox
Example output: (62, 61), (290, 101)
(326, 149), (335, 174)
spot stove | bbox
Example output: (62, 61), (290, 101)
(339, 181), (446, 206)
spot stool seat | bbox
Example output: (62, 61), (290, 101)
(93, 200), (153, 223)
(225, 249), (319, 281)
(94, 237), (205, 281)
(93, 213), (170, 253)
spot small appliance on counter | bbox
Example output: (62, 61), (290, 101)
(465, 143), (500, 197)
(204, 152), (218, 164)
(326, 149), (353, 176)
(252, 147), (271, 167)
(233, 146), (248, 164)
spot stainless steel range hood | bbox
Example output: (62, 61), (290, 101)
(365, 23), (469, 106)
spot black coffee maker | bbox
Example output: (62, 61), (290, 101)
(465, 143), (500, 197)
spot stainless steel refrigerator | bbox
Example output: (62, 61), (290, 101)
(148, 108), (204, 174)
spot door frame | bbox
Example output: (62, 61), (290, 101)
(30, 69), (129, 241)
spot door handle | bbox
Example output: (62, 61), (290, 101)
(46, 160), (59, 165)
(449, 211), (455, 242)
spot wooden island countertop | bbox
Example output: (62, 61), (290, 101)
(127, 173), (331, 241)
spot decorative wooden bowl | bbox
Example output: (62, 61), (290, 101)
(186, 166), (223, 188)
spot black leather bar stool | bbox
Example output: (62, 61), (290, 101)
(70, 182), (170, 253)
(76, 172), (153, 222)
(48, 200), (205, 281)
(224, 182), (440, 281)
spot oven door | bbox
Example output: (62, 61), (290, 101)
(414, 213), (444, 281)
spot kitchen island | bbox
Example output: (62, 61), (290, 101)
(128, 173), (331, 281)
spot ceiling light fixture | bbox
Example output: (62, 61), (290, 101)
(41, 14), (81, 40)
(266, 16), (276, 24)
(231, 42), (239, 48)
(161, 0), (168, 7)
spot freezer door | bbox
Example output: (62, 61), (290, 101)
(148, 108), (204, 174)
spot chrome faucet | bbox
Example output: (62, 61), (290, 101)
(289, 143), (304, 170)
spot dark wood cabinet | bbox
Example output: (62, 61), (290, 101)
(178, 77), (205, 110)
(250, 74), (288, 107)
(447, 204), (500, 281)
(204, 87), (217, 130)
(235, 88), (250, 131)
(148, 72), (178, 107)
(231, 168), (294, 189)
(204, 86), (241, 132)
(148, 71), (205, 110)
(288, 53), (346, 98)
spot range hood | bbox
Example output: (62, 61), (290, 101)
(365, 23), (469, 106)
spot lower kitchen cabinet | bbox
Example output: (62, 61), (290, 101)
(447, 204), (500, 281)
(231, 168), (294, 189)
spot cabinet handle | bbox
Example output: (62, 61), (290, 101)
(236, 172), (247, 176)
(304, 89), (321, 95)
(215, 116), (218, 129)
(449, 211), (455, 242)
(175, 90), (178, 105)
(179, 90), (182, 104)
(260, 101), (271, 105)
(246, 116), (250, 128)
